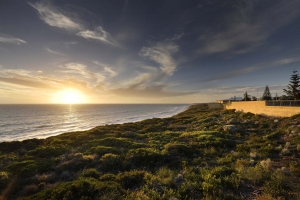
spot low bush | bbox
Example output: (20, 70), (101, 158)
(80, 168), (100, 179)
(263, 171), (292, 199)
(99, 153), (123, 172)
(144, 167), (175, 186)
(6, 159), (55, 176)
(91, 146), (119, 156)
(0, 171), (9, 190)
(116, 170), (145, 189)
(24, 178), (125, 200)
(100, 173), (116, 181)
(56, 155), (94, 173)
(125, 148), (162, 168)
(28, 145), (69, 158)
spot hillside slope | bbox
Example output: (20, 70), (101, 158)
(0, 104), (300, 199)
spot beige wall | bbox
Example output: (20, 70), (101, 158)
(226, 101), (300, 117)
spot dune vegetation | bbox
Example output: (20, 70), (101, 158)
(0, 104), (300, 199)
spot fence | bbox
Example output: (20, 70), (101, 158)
(265, 100), (300, 106)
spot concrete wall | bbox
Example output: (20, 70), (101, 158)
(225, 101), (300, 117)
(208, 103), (224, 109)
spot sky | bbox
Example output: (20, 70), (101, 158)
(1, 0), (300, 104)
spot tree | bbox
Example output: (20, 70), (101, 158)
(251, 96), (257, 101)
(242, 91), (251, 101)
(273, 93), (278, 100)
(262, 85), (272, 100)
(283, 69), (300, 100)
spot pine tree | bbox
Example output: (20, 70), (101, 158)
(262, 85), (272, 100)
(242, 91), (251, 101)
(283, 69), (300, 100)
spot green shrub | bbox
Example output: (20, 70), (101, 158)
(202, 173), (222, 197)
(144, 167), (175, 186)
(91, 146), (119, 156)
(126, 148), (162, 168)
(28, 145), (69, 158)
(223, 173), (240, 190)
(239, 165), (265, 184)
(0, 171), (9, 190)
(100, 173), (116, 181)
(6, 159), (55, 176)
(56, 154), (94, 172)
(264, 171), (291, 198)
(211, 166), (236, 178)
(97, 137), (145, 149)
(99, 153), (122, 172)
(163, 143), (196, 157)
(80, 168), (100, 179)
(24, 178), (124, 200)
(116, 170), (145, 189)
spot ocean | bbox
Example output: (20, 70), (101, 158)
(0, 104), (189, 142)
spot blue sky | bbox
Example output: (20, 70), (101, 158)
(1, 0), (300, 103)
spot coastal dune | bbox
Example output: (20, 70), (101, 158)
(0, 104), (300, 199)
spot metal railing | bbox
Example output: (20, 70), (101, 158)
(266, 100), (300, 106)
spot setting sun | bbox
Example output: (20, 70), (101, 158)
(52, 89), (87, 104)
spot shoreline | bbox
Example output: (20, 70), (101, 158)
(0, 104), (191, 143)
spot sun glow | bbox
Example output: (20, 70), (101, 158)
(53, 89), (87, 104)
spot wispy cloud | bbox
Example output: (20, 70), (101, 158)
(110, 83), (195, 98)
(29, 2), (118, 46)
(77, 27), (118, 46)
(93, 61), (117, 77)
(0, 34), (27, 45)
(0, 64), (195, 99)
(104, 67), (117, 77)
(140, 42), (179, 77)
(197, 1), (300, 56)
(0, 69), (57, 89)
(60, 63), (105, 82)
(45, 48), (64, 56)
(202, 57), (300, 83)
(63, 41), (78, 48)
(29, 1), (82, 31)
(0, 68), (96, 94)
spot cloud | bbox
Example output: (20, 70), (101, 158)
(29, 2), (117, 47)
(77, 26), (118, 46)
(0, 69), (58, 89)
(29, 1), (82, 31)
(140, 42), (179, 77)
(45, 48), (64, 56)
(0, 34), (27, 45)
(104, 67), (117, 77)
(63, 41), (78, 48)
(202, 56), (300, 83)
(197, 1), (300, 56)
(121, 73), (152, 88)
(60, 63), (105, 82)
(93, 61), (117, 77)
(0, 68), (96, 94)
(0, 64), (195, 99)
(110, 83), (195, 98)
(0, 77), (55, 89)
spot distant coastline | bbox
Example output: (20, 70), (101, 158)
(0, 104), (189, 142)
